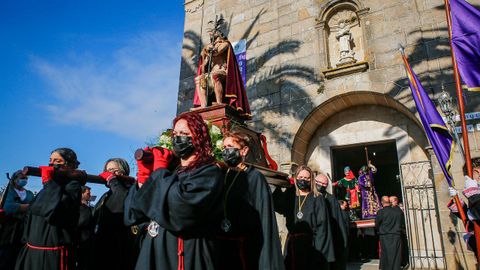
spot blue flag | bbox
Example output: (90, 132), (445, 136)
(401, 53), (455, 186)
(450, 0), (480, 92)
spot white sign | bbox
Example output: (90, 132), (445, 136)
(455, 125), (475, 133)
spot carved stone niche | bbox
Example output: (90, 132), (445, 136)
(317, 0), (369, 79)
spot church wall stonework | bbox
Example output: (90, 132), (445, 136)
(179, 0), (480, 268)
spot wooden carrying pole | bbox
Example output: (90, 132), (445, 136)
(22, 166), (135, 185)
(444, 0), (480, 262)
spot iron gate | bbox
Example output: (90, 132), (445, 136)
(400, 161), (446, 269)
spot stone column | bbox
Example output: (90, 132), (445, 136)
(427, 146), (477, 269)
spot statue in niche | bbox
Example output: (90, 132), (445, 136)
(334, 20), (356, 65)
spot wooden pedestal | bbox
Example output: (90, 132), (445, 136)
(186, 104), (290, 187)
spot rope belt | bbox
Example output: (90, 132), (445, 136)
(177, 237), (184, 270)
(26, 243), (69, 270)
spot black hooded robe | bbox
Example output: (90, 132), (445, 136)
(76, 202), (93, 270)
(15, 178), (82, 270)
(273, 187), (335, 270)
(215, 166), (285, 270)
(323, 192), (349, 270)
(124, 163), (224, 270)
(89, 178), (137, 270)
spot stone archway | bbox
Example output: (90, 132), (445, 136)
(291, 91), (428, 168)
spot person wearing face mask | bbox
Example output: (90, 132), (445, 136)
(272, 165), (334, 269)
(0, 171), (34, 270)
(88, 158), (138, 270)
(124, 113), (224, 270)
(15, 147), (83, 270)
(214, 131), (284, 270)
(315, 173), (349, 270)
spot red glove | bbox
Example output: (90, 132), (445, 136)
(39, 166), (55, 184)
(137, 147), (154, 184)
(152, 147), (173, 170)
(99, 171), (116, 182)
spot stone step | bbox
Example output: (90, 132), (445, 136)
(347, 259), (380, 270)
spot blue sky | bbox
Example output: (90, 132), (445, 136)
(0, 1), (185, 199)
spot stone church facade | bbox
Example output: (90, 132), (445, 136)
(177, 0), (480, 268)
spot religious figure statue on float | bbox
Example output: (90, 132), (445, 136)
(333, 166), (361, 220)
(358, 161), (381, 219)
(193, 17), (251, 120)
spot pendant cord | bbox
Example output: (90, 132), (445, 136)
(223, 168), (242, 219)
(297, 194), (309, 216)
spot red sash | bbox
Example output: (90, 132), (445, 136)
(26, 243), (69, 270)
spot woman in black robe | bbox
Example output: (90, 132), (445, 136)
(89, 158), (137, 270)
(124, 113), (224, 270)
(15, 147), (83, 270)
(216, 131), (284, 270)
(273, 165), (335, 270)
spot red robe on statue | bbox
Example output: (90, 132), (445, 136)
(194, 41), (251, 119)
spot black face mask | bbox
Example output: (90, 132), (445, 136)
(296, 179), (310, 190)
(316, 185), (327, 194)
(172, 136), (195, 159)
(49, 163), (65, 170)
(222, 147), (242, 167)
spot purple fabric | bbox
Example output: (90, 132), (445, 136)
(450, 0), (480, 90)
(358, 171), (380, 219)
(403, 56), (455, 186)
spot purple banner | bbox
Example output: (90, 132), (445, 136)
(233, 39), (247, 90)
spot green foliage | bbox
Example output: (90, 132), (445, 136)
(156, 120), (224, 161)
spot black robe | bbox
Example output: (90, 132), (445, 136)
(323, 192), (349, 270)
(215, 166), (284, 270)
(375, 206), (405, 270)
(391, 206), (409, 267)
(124, 163), (224, 270)
(15, 178), (82, 270)
(89, 178), (137, 270)
(76, 203), (93, 270)
(273, 187), (335, 270)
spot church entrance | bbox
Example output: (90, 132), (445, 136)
(331, 140), (401, 264)
(331, 140), (401, 203)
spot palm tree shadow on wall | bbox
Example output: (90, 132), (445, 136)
(177, 9), (323, 156)
(304, 2), (480, 165)
(381, 3), (480, 159)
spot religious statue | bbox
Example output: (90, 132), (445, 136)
(358, 161), (381, 219)
(334, 166), (360, 218)
(335, 21), (356, 65)
(193, 17), (251, 119)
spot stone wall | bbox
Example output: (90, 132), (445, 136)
(179, 0), (480, 166)
(179, 0), (480, 268)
